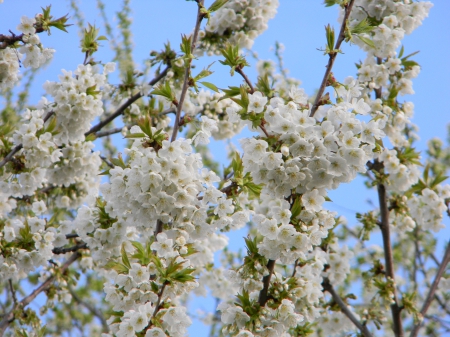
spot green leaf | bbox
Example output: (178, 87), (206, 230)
(208, 0), (229, 12)
(350, 18), (374, 35)
(121, 243), (132, 269)
(290, 197), (302, 220)
(98, 169), (110, 176)
(244, 236), (259, 254)
(401, 50), (420, 61)
(244, 181), (262, 198)
(431, 174), (448, 188)
(323, 0), (339, 7)
(193, 63), (214, 82)
(398, 45), (405, 59)
(219, 44), (249, 76)
(150, 81), (175, 102)
(104, 261), (129, 274)
(199, 81), (219, 93)
(110, 153), (126, 168)
(86, 84), (100, 97)
(256, 74), (275, 98)
(325, 24), (336, 53)
(357, 35), (375, 49)
(85, 133), (96, 142)
(124, 133), (146, 139)
(180, 34), (192, 60)
(219, 86), (241, 101)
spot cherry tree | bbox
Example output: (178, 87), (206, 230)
(0, 0), (449, 337)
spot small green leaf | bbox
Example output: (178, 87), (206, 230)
(124, 133), (146, 139)
(357, 35), (375, 49)
(121, 243), (131, 269)
(98, 169), (110, 176)
(208, 0), (229, 12)
(200, 81), (219, 93)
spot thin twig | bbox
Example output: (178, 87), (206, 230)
(160, 107), (176, 116)
(0, 26), (47, 49)
(0, 252), (81, 335)
(86, 67), (169, 136)
(322, 278), (373, 337)
(152, 281), (168, 319)
(377, 180), (404, 337)
(236, 68), (255, 94)
(414, 237), (450, 316)
(171, 0), (205, 142)
(410, 241), (450, 337)
(95, 127), (125, 138)
(52, 242), (88, 255)
(83, 51), (90, 65)
(291, 259), (299, 278)
(310, 0), (355, 117)
(99, 154), (114, 169)
(8, 280), (17, 306)
(154, 220), (164, 237)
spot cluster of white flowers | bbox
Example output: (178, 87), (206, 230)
(0, 47), (21, 90)
(408, 186), (449, 233)
(0, 209), (59, 281)
(379, 148), (420, 192)
(103, 260), (194, 337)
(350, 0), (432, 58)
(185, 90), (245, 140)
(0, 65), (113, 286)
(68, 128), (245, 333)
(42, 63), (114, 144)
(324, 242), (354, 286)
(199, 0), (279, 52)
(215, 77), (389, 335)
(239, 82), (380, 200)
(0, 15), (55, 90)
(1, 0), (449, 335)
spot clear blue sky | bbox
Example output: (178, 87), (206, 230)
(1, 1), (449, 336)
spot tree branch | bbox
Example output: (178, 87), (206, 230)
(171, 0), (205, 142)
(258, 259), (275, 307)
(95, 127), (125, 138)
(0, 26), (47, 49)
(8, 280), (17, 307)
(322, 278), (373, 337)
(0, 252), (81, 335)
(410, 241), (450, 337)
(236, 68), (255, 94)
(309, 0), (355, 117)
(52, 242), (88, 255)
(86, 67), (169, 136)
(377, 181), (404, 337)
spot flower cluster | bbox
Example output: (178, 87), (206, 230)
(0, 0), (449, 336)
(184, 90), (244, 140)
(43, 63), (114, 144)
(199, 0), (279, 52)
(71, 128), (238, 334)
(408, 187), (449, 233)
(350, 0), (432, 58)
(0, 15), (56, 90)
(0, 47), (21, 90)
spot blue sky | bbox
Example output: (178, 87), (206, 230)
(1, 1), (449, 335)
